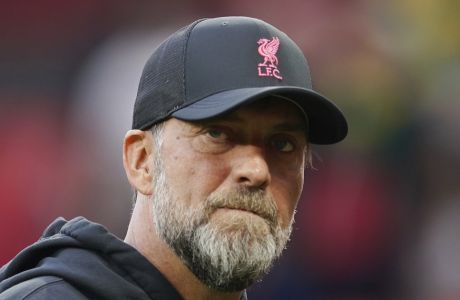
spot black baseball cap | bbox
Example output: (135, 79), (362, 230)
(133, 16), (347, 144)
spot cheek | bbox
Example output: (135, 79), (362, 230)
(272, 170), (304, 227)
(162, 146), (230, 204)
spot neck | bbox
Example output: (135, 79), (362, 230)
(124, 195), (243, 300)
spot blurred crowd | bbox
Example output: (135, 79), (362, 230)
(1, 1), (459, 299)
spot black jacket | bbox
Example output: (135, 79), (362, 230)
(0, 217), (184, 299)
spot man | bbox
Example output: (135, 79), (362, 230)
(0, 16), (347, 299)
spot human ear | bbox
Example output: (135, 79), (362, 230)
(123, 130), (154, 195)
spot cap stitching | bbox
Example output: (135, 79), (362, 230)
(181, 19), (207, 110)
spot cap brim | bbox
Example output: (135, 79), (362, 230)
(172, 86), (348, 145)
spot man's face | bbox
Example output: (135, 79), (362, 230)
(151, 98), (308, 291)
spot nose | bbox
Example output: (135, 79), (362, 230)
(232, 145), (271, 189)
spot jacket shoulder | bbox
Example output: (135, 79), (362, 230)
(0, 276), (87, 300)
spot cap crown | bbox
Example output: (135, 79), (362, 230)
(133, 17), (312, 130)
(133, 16), (348, 144)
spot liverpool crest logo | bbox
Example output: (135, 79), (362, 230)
(257, 37), (283, 80)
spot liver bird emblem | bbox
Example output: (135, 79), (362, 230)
(258, 37), (281, 67)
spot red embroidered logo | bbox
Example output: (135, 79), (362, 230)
(257, 37), (283, 80)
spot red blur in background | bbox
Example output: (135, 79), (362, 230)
(1, 1), (460, 299)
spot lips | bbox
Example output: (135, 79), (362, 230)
(216, 205), (275, 224)
(221, 207), (259, 216)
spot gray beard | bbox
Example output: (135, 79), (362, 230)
(151, 155), (293, 292)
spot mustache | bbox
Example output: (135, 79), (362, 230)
(204, 188), (278, 225)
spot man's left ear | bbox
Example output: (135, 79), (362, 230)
(123, 130), (154, 195)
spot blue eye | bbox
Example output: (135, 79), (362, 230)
(271, 138), (294, 152)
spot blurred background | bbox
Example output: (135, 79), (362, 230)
(1, 0), (459, 299)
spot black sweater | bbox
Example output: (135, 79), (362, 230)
(0, 217), (184, 299)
